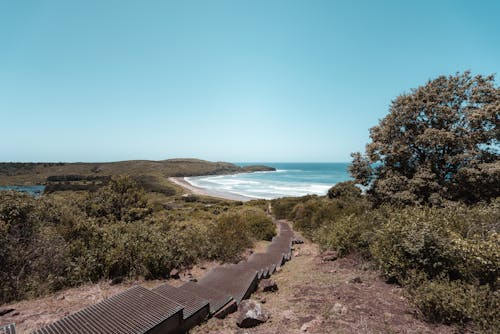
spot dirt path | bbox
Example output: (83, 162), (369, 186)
(191, 233), (461, 334)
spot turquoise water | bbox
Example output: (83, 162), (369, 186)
(0, 185), (45, 196)
(186, 163), (351, 199)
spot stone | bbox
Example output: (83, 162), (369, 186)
(169, 268), (180, 279)
(300, 316), (323, 332)
(281, 309), (297, 321)
(321, 250), (338, 261)
(292, 238), (304, 245)
(332, 302), (348, 315)
(236, 299), (270, 328)
(109, 276), (123, 285)
(259, 279), (278, 292)
(349, 276), (363, 284)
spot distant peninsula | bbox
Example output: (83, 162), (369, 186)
(0, 158), (275, 186)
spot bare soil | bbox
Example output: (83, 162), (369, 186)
(191, 235), (467, 334)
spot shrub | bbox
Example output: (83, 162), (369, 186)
(370, 207), (456, 283)
(271, 195), (315, 220)
(315, 211), (377, 256)
(0, 191), (71, 301)
(291, 196), (370, 239)
(370, 205), (499, 286)
(327, 181), (362, 199)
(409, 276), (499, 329)
(209, 212), (253, 262)
(162, 219), (211, 268)
(238, 207), (275, 241)
(101, 221), (171, 279)
(83, 175), (152, 222)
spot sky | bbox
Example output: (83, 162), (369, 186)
(1, 0), (499, 163)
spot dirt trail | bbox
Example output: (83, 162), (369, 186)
(191, 232), (461, 334)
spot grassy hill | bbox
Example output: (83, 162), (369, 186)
(0, 158), (275, 186)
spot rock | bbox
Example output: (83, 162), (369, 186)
(189, 278), (198, 282)
(259, 279), (278, 292)
(281, 309), (297, 321)
(55, 294), (65, 301)
(293, 250), (301, 257)
(332, 302), (348, 315)
(292, 238), (304, 245)
(169, 269), (180, 279)
(236, 299), (270, 328)
(321, 250), (338, 262)
(0, 308), (15, 316)
(300, 316), (323, 332)
(349, 276), (362, 284)
(109, 276), (123, 285)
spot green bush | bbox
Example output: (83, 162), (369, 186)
(370, 207), (456, 283)
(0, 191), (71, 301)
(289, 195), (370, 239)
(209, 212), (253, 262)
(162, 219), (211, 268)
(101, 222), (171, 279)
(409, 277), (499, 329)
(271, 195), (315, 220)
(315, 212), (376, 256)
(238, 207), (276, 241)
(370, 205), (499, 286)
(327, 181), (362, 199)
(83, 175), (152, 222)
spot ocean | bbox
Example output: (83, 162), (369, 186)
(186, 162), (351, 200)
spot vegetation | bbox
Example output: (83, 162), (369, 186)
(273, 191), (499, 330)
(272, 72), (499, 330)
(350, 71), (499, 206)
(0, 158), (275, 186)
(0, 176), (275, 304)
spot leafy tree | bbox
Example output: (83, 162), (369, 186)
(350, 71), (499, 205)
(84, 175), (152, 222)
(327, 181), (362, 199)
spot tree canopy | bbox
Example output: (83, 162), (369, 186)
(350, 71), (499, 205)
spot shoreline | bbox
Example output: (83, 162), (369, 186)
(168, 177), (254, 202)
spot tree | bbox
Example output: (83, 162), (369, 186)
(350, 71), (499, 205)
(84, 175), (152, 222)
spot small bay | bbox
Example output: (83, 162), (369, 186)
(186, 162), (351, 199)
(0, 185), (45, 196)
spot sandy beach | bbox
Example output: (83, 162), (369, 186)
(168, 176), (253, 202)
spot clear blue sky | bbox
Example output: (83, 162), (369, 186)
(1, 0), (499, 162)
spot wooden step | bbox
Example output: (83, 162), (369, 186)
(32, 286), (183, 334)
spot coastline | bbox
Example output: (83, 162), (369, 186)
(168, 177), (253, 202)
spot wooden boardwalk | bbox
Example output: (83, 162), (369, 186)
(28, 220), (294, 334)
